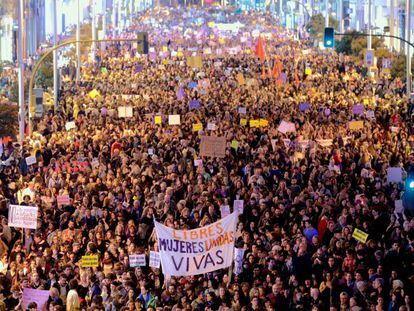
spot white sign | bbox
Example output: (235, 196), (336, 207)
(233, 248), (245, 275)
(65, 121), (76, 131)
(8, 205), (38, 229)
(154, 212), (238, 276)
(220, 205), (230, 218)
(25, 156), (37, 166)
(238, 107), (246, 114)
(168, 114), (181, 125)
(149, 251), (161, 268)
(387, 167), (403, 183)
(233, 200), (244, 214)
(207, 123), (217, 131)
(118, 106), (133, 118)
(277, 121), (296, 134)
(129, 254), (146, 267)
(394, 200), (404, 214)
(194, 159), (203, 167)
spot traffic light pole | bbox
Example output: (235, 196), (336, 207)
(335, 32), (413, 99)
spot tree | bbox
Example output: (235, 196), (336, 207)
(35, 53), (53, 89)
(335, 31), (356, 55)
(307, 13), (339, 40)
(350, 35), (384, 58)
(0, 103), (18, 138)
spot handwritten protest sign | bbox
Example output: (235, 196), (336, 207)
(233, 248), (245, 275)
(299, 103), (310, 112)
(250, 120), (260, 128)
(154, 212), (238, 276)
(154, 116), (162, 124)
(118, 106), (133, 118)
(236, 73), (245, 85)
(200, 136), (226, 158)
(352, 104), (364, 115)
(233, 200), (244, 214)
(231, 140), (239, 150)
(65, 121), (76, 131)
(352, 228), (369, 243)
(22, 288), (50, 311)
(81, 255), (99, 267)
(316, 139), (333, 147)
(194, 159), (203, 167)
(220, 205), (230, 218)
(192, 123), (203, 132)
(207, 123), (217, 130)
(278, 121), (296, 134)
(349, 121), (364, 130)
(57, 195), (71, 207)
(129, 254), (146, 267)
(238, 107), (246, 114)
(26, 156), (37, 166)
(8, 205), (38, 229)
(168, 115), (181, 125)
(187, 55), (203, 68)
(394, 200), (404, 213)
(88, 89), (100, 99)
(189, 99), (200, 109)
(259, 119), (269, 127)
(149, 251), (161, 268)
(387, 167), (403, 183)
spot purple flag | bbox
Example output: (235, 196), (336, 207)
(188, 81), (197, 89)
(299, 102), (310, 112)
(352, 104), (364, 115)
(135, 64), (142, 73)
(177, 88), (185, 101)
(279, 72), (287, 84)
(189, 99), (200, 109)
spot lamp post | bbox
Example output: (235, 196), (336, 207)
(76, 0), (80, 81)
(92, 0), (96, 63)
(18, 0), (25, 144)
(52, 0), (58, 110)
(406, 0), (412, 98)
(367, 0), (372, 50)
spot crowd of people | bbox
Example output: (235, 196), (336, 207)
(0, 5), (413, 311)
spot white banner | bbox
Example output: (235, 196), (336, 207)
(8, 205), (38, 229)
(233, 248), (245, 275)
(154, 212), (238, 276)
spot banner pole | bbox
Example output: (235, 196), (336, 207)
(227, 264), (233, 288)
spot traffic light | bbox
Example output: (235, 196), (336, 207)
(324, 27), (335, 48)
(136, 32), (148, 54)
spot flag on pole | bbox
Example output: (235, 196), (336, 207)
(177, 88), (185, 101)
(272, 58), (282, 78)
(255, 36), (265, 62)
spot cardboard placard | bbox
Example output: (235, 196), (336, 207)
(81, 255), (99, 267)
(199, 136), (226, 158)
(168, 115), (181, 125)
(352, 228), (368, 243)
(349, 121), (364, 130)
(129, 254), (146, 267)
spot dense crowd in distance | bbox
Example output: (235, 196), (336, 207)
(0, 6), (413, 311)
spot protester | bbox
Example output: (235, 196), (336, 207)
(0, 5), (413, 311)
